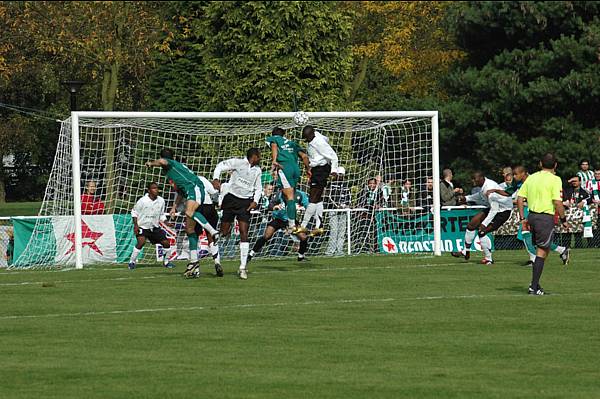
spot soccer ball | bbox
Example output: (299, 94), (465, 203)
(293, 111), (309, 126)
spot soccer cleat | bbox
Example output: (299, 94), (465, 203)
(214, 263), (224, 277)
(523, 260), (534, 267)
(297, 255), (308, 262)
(480, 258), (494, 265)
(183, 262), (200, 278)
(292, 226), (309, 235)
(560, 248), (571, 266)
(128, 262), (136, 270)
(164, 262), (175, 269)
(309, 228), (325, 237)
(528, 285), (545, 296)
(464, 250), (471, 261)
(238, 268), (248, 280)
(450, 251), (470, 261)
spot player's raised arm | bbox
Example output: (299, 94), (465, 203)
(145, 158), (169, 168)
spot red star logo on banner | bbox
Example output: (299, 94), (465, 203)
(64, 220), (104, 256)
(384, 239), (396, 252)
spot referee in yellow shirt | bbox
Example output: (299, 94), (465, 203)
(517, 153), (568, 295)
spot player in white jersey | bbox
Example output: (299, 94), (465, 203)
(452, 171), (513, 264)
(128, 182), (174, 270)
(212, 148), (263, 280)
(299, 125), (339, 236)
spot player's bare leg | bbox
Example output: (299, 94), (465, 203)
(451, 212), (486, 261)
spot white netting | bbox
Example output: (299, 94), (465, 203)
(11, 113), (437, 268)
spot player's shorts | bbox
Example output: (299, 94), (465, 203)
(267, 218), (288, 231)
(181, 183), (205, 205)
(221, 193), (253, 223)
(276, 166), (300, 189)
(477, 209), (512, 237)
(137, 227), (167, 245)
(309, 164), (331, 189)
(194, 204), (219, 235)
(527, 212), (555, 249)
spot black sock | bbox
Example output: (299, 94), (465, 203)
(299, 239), (308, 255)
(531, 256), (545, 289)
(253, 237), (267, 253)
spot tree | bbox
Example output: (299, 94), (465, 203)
(438, 1), (600, 184)
(342, 1), (463, 105)
(152, 1), (353, 112)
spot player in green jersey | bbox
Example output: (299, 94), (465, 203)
(266, 127), (309, 233)
(145, 149), (220, 277)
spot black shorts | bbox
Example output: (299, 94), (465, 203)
(267, 218), (288, 231)
(310, 164), (332, 190)
(528, 212), (555, 249)
(221, 193), (253, 223)
(137, 227), (167, 245)
(477, 209), (512, 236)
(194, 204), (219, 235)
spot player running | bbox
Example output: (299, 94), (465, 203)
(128, 182), (175, 270)
(299, 125), (339, 237)
(145, 149), (220, 278)
(451, 171), (513, 264)
(212, 148), (263, 280)
(247, 189), (311, 273)
(266, 127), (310, 234)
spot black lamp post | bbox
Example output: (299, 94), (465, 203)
(62, 80), (85, 111)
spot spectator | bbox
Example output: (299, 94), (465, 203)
(498, 166), (513, 190)
(400, 179), (413, 207)
(591, 169), (600, 203)
(325, 166), (351, 256)
(259, 183), (275, 210)
(563, 176), (590, 209)
(577, 159), (594, 193)
(416, 177), (434, 211)
(440, 168), (463, 206)
(357, 177), (384, 252)
(81, 180), (105, 215)
(5, 227), (14, 267)
(375, 174), (392, 207)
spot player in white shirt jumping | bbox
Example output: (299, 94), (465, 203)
(299, 125), (339, 236)
(452, 171), (513, 264)
(212, 148), (263, 280)
(128, 182), (174, 270)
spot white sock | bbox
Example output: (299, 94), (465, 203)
(480, 235), (493, 261)
(553, 245), (566, 254)
(464, 229), (477, 250)
(209, 243), (220, 264)
(130, 247), (141, 263)
(315, 202), (324, 229)
(288, 218), (295, 228)
(190, 249), (198, 262)
(192, 216), (218, 236)
(302, 203), (317, 228)
(529, 252), (536, 262)
(163, 246), (174, 265)
(240, 242), (249, 269)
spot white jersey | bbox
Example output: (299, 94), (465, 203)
(307, 131), (339, 169)
(467, 178), (513, 227)
(198, 175), (218, 205)
(131, 194), (166, 230)
(213, 158), (262, 203)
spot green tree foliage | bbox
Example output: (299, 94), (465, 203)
(439, 1), (600, 183)
(152, 1), (353, 111)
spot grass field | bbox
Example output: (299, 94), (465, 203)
(0, 201), (42, 217)
(1, 250), (599, 398)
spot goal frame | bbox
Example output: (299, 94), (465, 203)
(70, 111), (442, 269)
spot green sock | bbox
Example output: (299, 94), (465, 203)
(188, 233), (198, 251)
(193, 211), (208, 225)
(286, 200), (296, 222)
(550, 243), (558, 251)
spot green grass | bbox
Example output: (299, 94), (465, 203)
(0, 201), (42, 217)
(1, 250), (599, 398)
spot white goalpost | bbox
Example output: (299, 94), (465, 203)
(12, 111), (441, 269)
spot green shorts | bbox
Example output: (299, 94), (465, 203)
(182, 183), (205, 205)
(276, 167), (300, 189)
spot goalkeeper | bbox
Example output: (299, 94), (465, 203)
(145, 149), (220, 276)
(266, 127), (310, 234)
(247, 188), (311, 273)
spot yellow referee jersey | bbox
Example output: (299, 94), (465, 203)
(517, 170), (562, 215)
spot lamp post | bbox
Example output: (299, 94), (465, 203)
(62, 80), (85, 111)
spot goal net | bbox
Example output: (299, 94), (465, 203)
(10, 112), (440, 269)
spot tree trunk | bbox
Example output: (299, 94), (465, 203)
(0, 171), (6, 203)
(347, 57), (369, 104)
